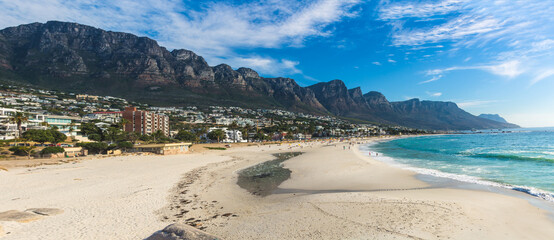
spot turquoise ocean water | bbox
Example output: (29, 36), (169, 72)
(361, 128), (554, 202)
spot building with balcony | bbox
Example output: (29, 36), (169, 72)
(45, 115), (82, 136)
(122, 107), (169, 136)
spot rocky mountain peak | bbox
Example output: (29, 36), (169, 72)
(348, 87), (363, 98)
(0, 21), (520, 130)
(236, 67), (260, 79)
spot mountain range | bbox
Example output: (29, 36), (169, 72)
(0, 21), (519, 130)
(478, 114), (510, 124)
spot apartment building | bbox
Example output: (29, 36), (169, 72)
(122, 107), (169, 136)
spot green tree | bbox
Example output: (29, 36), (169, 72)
(253, 132), (270, 141)
(40, 146), (65, 155)
(87, 133), (103, 142)
(284, 133), (294, 140)
(125, 132), (140, 143)
(77, 142), (108, 154)
(228, 121), (239, 130)
(118, 118), (130, 130)
(9, 112), (28, 138)
(68, 122), (76, 135)
(105, 126), (124, 143)
(139, 134), (152, 142)
(80, 122), (102, 137)
(207, 129), (226, 142)
(49, 129), (67, 144)
(196, 127), (208, 140)
(175, 130), (198, 142)
(116, 141), (134, 152)
(151, 130), (165, 143)
(9, 146), (35, 159)
(22, 129), (54, 144)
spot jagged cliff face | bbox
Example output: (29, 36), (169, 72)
(308, 80), (369, 115)
(0, 21), (519, 130)
(307, 79), (519, 130)
(0, 21), (327, 113)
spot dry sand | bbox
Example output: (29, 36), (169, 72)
(0, 140), (553, 239)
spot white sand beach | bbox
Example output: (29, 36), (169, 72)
(0, 140), (553, 239)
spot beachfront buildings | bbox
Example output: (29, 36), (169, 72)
(84, 111), (122, 123)
(207, 127), (246, 143)
(0, 108), (82, 139)
(131, 142), (192, 155)
(122, 107), (169, 136)
(45, 115), (81, 137)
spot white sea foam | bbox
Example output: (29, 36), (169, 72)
(359, 144), (554, 203)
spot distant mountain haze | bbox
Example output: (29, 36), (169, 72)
(478, 114), (510, 124)
(0, 21), (519, 130)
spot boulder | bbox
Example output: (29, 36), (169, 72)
(25, 208), (64, 216)
(0, 210), (42, 223)
(146, 223), (222, 240)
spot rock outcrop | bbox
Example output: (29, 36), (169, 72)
(145, 223), (222, 240)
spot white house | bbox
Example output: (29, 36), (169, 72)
(207, 127), (246, 143)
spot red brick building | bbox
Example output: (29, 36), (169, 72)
(122, 107), (169, 136)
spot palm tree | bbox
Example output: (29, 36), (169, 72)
(9, 112), (28, 138)
(40, 121), (49, 129)
(119, 118), (130, 131)
(68, 122), (76, 135)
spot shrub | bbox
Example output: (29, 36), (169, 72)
(9, 146), (35, 157)
(40, 146), (65, 155)
(76, 142), (108, 154)
(204, 147), (227, 150)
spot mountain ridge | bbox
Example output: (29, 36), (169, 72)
(0, 21), (519, 130)
(478, 114), (510, 124)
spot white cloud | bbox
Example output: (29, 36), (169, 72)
(457, 100), (499, 108)
(531, 69), (554, 85)
(426, 91), (442, 97)
(378, 0), (463, 20)
(388, 59), (396, 63)
(419, 74), (442, 84)
(427, 60), (523, 79)
(372, 61), (382, 66)
(380, 0), (554, 85)
(392, 16), (502, 46)
(485, 60), (523, 78)
(213, 56), (302, 76)
(0, 0), (362, 76)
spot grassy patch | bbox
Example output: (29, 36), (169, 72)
(204, 147), (227, 150)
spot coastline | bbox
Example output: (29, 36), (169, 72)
(0, 139), (553, 239)
(362, 135), (554, 204)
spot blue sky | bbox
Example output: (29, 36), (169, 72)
(2, 0), (554, 127)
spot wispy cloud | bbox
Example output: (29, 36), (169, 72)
(387, 59), (396, 63)
(427, 60), (524, 81)
(378, 0), (462, 21)
(372, 61), (382, 66)
(457, 100), (499, 108)
(392, 16), (502, 46)
(426, 91), (442, 97)
(0, 0), (362, 76)
(419, 74), (443, 84)
(379, 0), (554, 85)
(531, 69), (554, 85)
